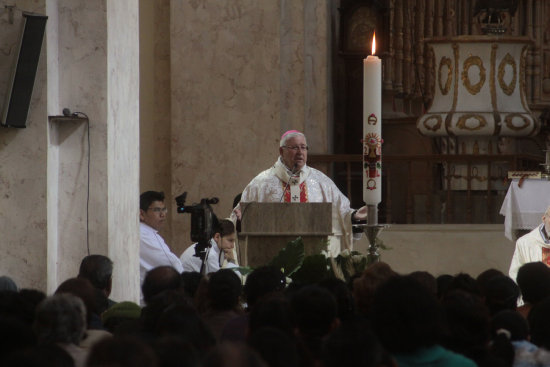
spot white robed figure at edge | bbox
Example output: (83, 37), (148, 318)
(231, 130), (368, 257)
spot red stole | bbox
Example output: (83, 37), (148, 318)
(282, 181), (308, 202)
(543, 248), (550, 267)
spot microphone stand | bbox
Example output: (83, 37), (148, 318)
(353, 206), (389, 264)
(199, 247), (210, 275)
(194, 240), (212, 275)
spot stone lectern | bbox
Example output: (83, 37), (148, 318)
(238, 202), (332, 267)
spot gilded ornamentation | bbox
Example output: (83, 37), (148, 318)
(504, 113), (530, 131)
(426, 48), (436, 102)
(520, 45), (529, 111)
(470, 166), (487, 182)
(456, 114), (487, 131)
(498, 53), (517, 96)
(452, 44), (459, 109)
(445, 44), (460, 134)
(490, 44), (500, 136)
(347, 7), (377, 52)
(423, 115), (442, 132)
(438, 56), (452, 95)
(462, 56), (486, 95)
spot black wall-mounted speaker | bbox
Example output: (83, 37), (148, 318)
(1, 12), (48, 128)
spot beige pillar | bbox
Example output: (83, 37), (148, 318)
(45, 0), (140, 301)
(106, 0), (140, 302)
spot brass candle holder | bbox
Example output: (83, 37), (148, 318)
(541, 150), (550, 180)
(353, 205), (389, 264)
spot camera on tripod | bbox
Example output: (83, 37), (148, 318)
(175, 192), (219, 260)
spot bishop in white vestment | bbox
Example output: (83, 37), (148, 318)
(232, 130), (367, 257)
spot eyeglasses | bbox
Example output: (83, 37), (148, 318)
(283, 145), (309, 152)
(148, 207), (168, 214)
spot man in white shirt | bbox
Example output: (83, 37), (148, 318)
(180, 219), (238, 274)
(139, 191), (183, 286)
(509, 206), (550, 281)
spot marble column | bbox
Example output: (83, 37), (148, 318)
(46, 0), (109, 294)
(45, 0), (140, 301)
(106, 0), (140, 302)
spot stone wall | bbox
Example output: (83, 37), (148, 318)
(356, 224), (515, 277)
(0, 0), (140, 302)
(0, 0), (48, 290)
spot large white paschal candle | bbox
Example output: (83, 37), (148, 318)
(363, 32), (382, 206)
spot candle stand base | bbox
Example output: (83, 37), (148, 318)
(540, 163), (550, 181)
(353, 223), (389, 264)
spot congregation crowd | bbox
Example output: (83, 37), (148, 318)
(2, 254), (550, 367)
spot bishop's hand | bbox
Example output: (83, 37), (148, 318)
(353, 206), (368, 221)
(233, 207), (242, 221)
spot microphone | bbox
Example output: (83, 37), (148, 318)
(280, 163), (298, 202)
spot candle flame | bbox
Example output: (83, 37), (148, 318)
(371, 32), (376, 55)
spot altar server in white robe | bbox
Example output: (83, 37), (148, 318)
(232, 130), (368, 257)
(140, 191), (184, 285)
(180, 219), (239, 274)
(509, 206), (550, 281)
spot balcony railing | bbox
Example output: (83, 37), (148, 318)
(308, 154), (543, 224)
